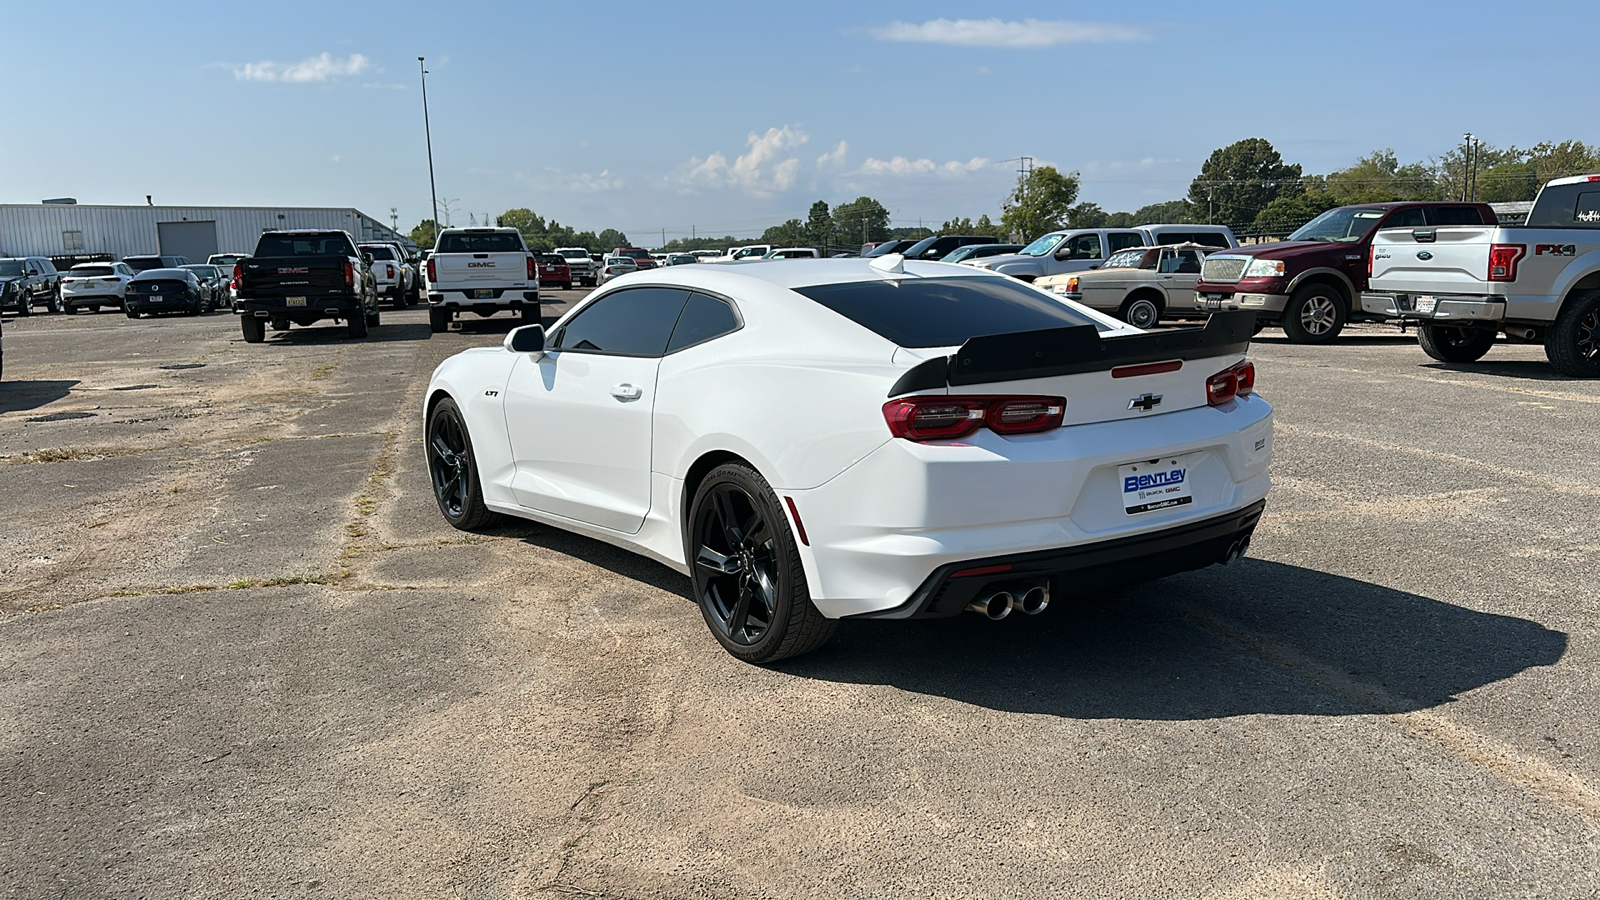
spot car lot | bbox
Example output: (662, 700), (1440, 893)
(1, 297), (1598, 897)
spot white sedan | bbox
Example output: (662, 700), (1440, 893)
(61, 261), (136, 313)
(424, 258), (1272, 662)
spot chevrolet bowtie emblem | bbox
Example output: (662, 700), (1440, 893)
(1128, 393), (1162, 412)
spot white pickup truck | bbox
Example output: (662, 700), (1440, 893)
(426, 227), (539, 333)
(1363, 174), (1600, 376)
(358, 242), (416, 308)
(554, 247), (598, 287)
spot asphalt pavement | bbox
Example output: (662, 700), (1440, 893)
(1, 301), (1597, 899)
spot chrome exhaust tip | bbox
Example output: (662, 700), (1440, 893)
(1016, 584), (1050, 616)
(1224, 536), (1251, 564)
(967, 590), (1013, 621)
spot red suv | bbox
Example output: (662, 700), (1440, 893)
(1194, 202), (1496, 343)
(535, 254), (572, 290)
(613, 247), (656, 270)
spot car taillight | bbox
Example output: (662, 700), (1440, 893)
(527, 255), (537, 280)
(343, 261), (354, 286)
(232, 263), (242, 289)
(882, 395), (1066, 442)
(1367, 244), (1375, 277)
(1066, 276), (1079, 293)
(426, 258), (436, 282)
(386, 264), (395, 279)
(1488, 244), (1525, 282)
(1207, 359), (1256, 407)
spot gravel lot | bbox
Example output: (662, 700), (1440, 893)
(1, 301), (1597, 898)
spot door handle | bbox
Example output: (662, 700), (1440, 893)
(610, 383), (643, 401)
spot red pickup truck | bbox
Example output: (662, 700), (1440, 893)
(1194, 202), (1497, 343)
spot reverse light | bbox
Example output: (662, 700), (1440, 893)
(1207, 359), (1256, 407)
(1488, 244), (1525, 282)
(882, 395), (1066, 442)
(1244, 258), (1286, 278)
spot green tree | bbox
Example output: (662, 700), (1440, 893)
(1528, 140), (1600, 183)
(760, 219), (808, 245)
(974, 214), (1004, 238)
(1254, 189), (1340, 233)
(1187, 138), (1303, 225)
(1323, 150), (1437, 204)
(1130, 199), (1193, 224)
(941, 216), (977, 233)
(1001, 165), (1080, 242)
(1478, 161), (1539, 203)
(833, 196), (892, 245)
(410, 219), (438, 249)
(1067, 202), (1107, 228)
(1435, 140), (1521, 201)
(805, 201), (836, 250)
(596, 228), (630, 250)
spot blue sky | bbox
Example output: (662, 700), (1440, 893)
(3, 1), (1595, 244)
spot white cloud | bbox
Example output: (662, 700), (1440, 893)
(866, 18), (1148, 48)
(817, 141), (849, 168)
(233, 53), (371, 83)
(514, 169), (625, 193)
(858, 156), (991, 177)
(683, 126), (809, 196)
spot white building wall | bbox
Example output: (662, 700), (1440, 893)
(0, 206), (410, 259)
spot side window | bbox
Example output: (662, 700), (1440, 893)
(667, 292), (740, 352)
(1428, 206), (1487, 226)
(1176, 250), (1203, 274)
(1107, 232), (1145, 253)
(1061, 233), (1103, 260)
(1383, 208), (1428, 229)
(552, 287), (690, 357)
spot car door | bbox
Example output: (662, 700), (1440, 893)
(502, 286), (691, 533)
(1158, 249), (1206, 311)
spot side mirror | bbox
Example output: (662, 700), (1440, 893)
(504, 324), (545, 354)
(361, 252), (374, 263)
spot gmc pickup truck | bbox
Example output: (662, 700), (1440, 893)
(358, 242), (416, 308)
(235, 230), (379, 342)
(1195, 202), (1495, 344)
(1363, 174), (1600, 376)
(426, 227), (538, 333)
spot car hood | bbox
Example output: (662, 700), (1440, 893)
(1210, 240), (1341, 261)
(0, 275), (22, 283)
(975, 253), (1039, 269)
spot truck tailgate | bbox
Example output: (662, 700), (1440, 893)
(433, 253), (528, 287)
(240, 257), (349, 296)
(1369, 227), (1494, 293)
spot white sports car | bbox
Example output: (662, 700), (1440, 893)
(424, 257), (1272, 662)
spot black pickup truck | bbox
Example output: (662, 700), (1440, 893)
(234, 230), (379, 342)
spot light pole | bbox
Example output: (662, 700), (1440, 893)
(1462, 133), (1476, 202)
(419, 57), (439, 244)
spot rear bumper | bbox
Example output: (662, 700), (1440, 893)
(428, 289), (539, 306)
(1363, 292), (1506, 323)
(62, 292), (124, 306)
(237, 295), (362, 315)
(126, 296), (197, 312)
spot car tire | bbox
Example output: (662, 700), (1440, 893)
(429, 306), (449, 333)
(688, 462), (837, 663)
(126, 310), (139, 319)
(48, 289), (63, 314)
(1418, 323), (1497, 363)
(519, 304), (540, 325)
(426, 397), (499, 530)
(1281, 283), (1346, 344)
(347, 308), (369, 338)
(63, 303), (77, 315)
(1545, 289), (1600, 377)
(240, 315), (265, 343)
(366, 304), (380, 327)
(1118, 294), (1162, 329)
(562, 281), (572, 291)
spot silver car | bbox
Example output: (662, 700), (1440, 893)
(1036, 244), (1216, 329)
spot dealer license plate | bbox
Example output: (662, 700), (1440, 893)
(1414, 295), (1437, 315)
(1119, 458), (1194, 515)
(285, 296), (307, 307)
(1202, 297), (1225, 310)
(474, 289), (495, 299)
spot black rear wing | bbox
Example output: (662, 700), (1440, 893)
(888, 310), (1256, 396)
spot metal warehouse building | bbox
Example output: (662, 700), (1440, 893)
(0, 204), (416, 264)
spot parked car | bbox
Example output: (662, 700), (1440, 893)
(422, 260), (1269, 662)
(123, 255), (191, 273)
(897, 234), (1000, 262)
(359, 242), (416, 308)
(690, 250), (723, 262)
(650, 253), (670, 268)
(1195, 202), (1494, 343)
(761, 248), (821, 259)
(1363, 174), (1600, 376)
(536, 253), (573, 290)
(613, 247), (657, 270)
(598, 256), (638, 284)
(236, 229), (379, 341)
(717, 244), (771, 262)
(61, 261), (136, 313)
(976, 225), (1238, 283)
(207, 252), (250, 269)
(862, 240), (919, 258)
(555, 247), (599, 286)
(664, 253), (700, 266)
(1036, 244), (1218, 329)
(426, 227), (538, 333)
(179, 264), (228, 312)
(0, 256), (63, 315)
(944, 243), (1024, 265)
(125, 268), (206, 317)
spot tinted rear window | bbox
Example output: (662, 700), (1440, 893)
(71, 266), (116, 276)
(255, 234), (354, 257)
(438, 233), (525, 253)
(794, 276), (1111, 348)
(1429, 206), (1489, 226)
(123, 257), (168, 271)
(1151, 230), (1231, 248)
(362, 246), (396, 260)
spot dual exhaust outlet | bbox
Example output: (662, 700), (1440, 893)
(966, 582), (1050, 620)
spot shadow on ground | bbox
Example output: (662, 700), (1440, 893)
(0, 379), (79, 413)
(251, 322), (435, 345)
(1422, 359), (1570, 381)
(1251, 333), (1417, 347)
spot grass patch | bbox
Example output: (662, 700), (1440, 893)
(311, 363), (338, 380)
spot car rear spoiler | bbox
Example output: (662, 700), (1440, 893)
(888, 311), (1257, 396)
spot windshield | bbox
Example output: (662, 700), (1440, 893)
(438, 232), (524, 253)
(209, 255), (244, 265)
(362, 246), (396, 260)
(1287, 207), (1387, 243)
(1019, 234), (1066, 257)
(0, 261), (25, 276)
(795, 276), (1110, 348)
(71, 266), (116, 277)
(557, 249), (587, 259)
(123, 257), (168, 271)
(539, 255), (565, 264)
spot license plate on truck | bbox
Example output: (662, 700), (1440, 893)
(1414, 295), (1437, 315)
(285, 297), (307, 307)
(1120, 458), (1194, 515)
(474, 289), (495, 299)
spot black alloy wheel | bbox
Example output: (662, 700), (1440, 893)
(426, 398), (496, 529)
(689, 464), (836, 663)
(1546, 289), (1600, 377)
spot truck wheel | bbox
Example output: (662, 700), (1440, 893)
(64, 303), (77, 315)
(1118, 294), (1162, 329)
(240, 315), (265, 343)
(1545, 289), (1600, 377)
(1282, 284), (1346, 344)
(520, 304), (540, 325)
(347, 309), (369, 338)
(366, 305), (380, 327)
(48, 289), (63, 314)
(1418, 324), (1496, 363)
(429, 307), (450, 334)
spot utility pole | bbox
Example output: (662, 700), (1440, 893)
(439, 197), (458, 227)
(389, 207), (398, 234)
(419, 58), (439, 242)
(1461, 133), (1475, 201)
